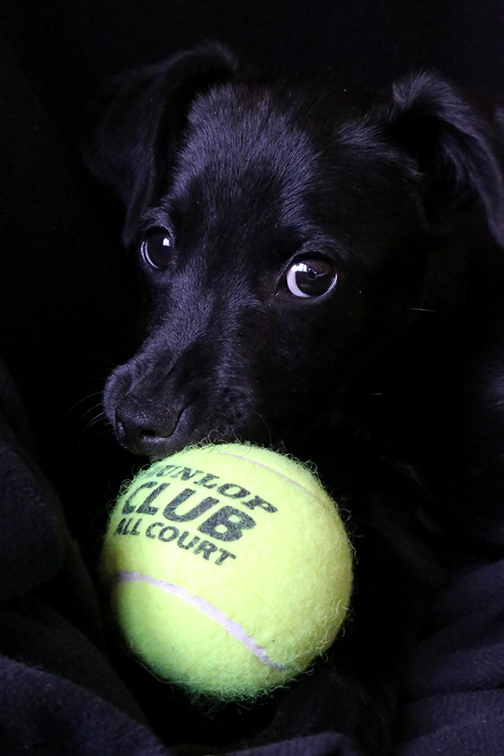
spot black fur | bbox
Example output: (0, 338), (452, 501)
(86, 43), (504, 754)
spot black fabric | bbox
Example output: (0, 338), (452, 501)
(0, 2), (504, 755)
(398, 560), (504, 756)
(0, 359), (168, 755)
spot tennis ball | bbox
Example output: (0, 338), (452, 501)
(101, 443), (353, 700)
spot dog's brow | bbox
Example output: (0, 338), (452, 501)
(173, 86), (319, 199)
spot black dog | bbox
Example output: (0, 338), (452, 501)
(86, 43), (504, 755)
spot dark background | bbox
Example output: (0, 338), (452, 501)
(3, 1), (504, 125)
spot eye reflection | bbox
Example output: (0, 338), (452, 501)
(141, 232), (173, 270)
(286, 259), (337, 298)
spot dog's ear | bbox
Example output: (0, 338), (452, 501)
(84, 42), (238, 243)
(382, 72), (504, 245)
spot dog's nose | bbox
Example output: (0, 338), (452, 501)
(114, 394), (179, 456)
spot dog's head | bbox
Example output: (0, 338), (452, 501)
(86, 43), (504, 460)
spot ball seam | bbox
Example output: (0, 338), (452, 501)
(116, 570), (290, 672)
(216, 447), (323, 501)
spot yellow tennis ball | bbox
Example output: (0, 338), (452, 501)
(101, 443), (353, 700)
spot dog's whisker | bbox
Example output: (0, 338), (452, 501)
(74, 402), (105, 426)
(251, 410), (274, 448)
(95, 426), (116, 441)
(68, 392), (104, 416)
(84, 411), (107, 430)
(69, 398), (108, 438)
(79, 400), (105, 418)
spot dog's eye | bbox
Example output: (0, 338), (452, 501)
(140, 231), (173, 270)
(286, 259), (337, 298)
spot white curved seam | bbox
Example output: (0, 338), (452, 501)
(217, 448), (319, 498)
(116, 570), (288, 672)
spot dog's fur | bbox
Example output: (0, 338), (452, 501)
(86, 44), (504, 754)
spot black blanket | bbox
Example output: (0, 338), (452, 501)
(1, 2), (504, 754)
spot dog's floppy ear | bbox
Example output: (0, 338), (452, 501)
(84, 42), (238, 243)
(383, 72), (504, 245)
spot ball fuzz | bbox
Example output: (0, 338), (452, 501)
(101, 444), (353, 700)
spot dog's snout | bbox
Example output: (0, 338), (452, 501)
(114, 393), (181, 456)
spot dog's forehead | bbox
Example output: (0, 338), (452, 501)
(170, 83), (319, 203)
(163, 81), (420, 269)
